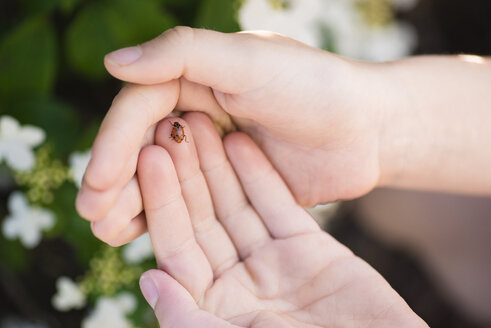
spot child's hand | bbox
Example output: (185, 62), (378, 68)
(78, 27), (384, 244)
(136, 112), (426, 328)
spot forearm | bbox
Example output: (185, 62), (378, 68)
(373, 55), (491, 194)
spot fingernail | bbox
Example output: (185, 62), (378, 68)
(140, 274), (159, 309)
(106, 46), (142, 65)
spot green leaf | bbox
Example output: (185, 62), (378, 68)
(66, 0), (176, 79)
(0, 16), (57, 101)
(0, 236), (28, 272)
(20, 0), (59, 15)
(107, 0), (176, 44)
(50, 183), (101, 264)
(65, 2), (119, 80)
(57, 0), (82, 15)
(195, 0), (241, 32)
(7, 98), (81, 157)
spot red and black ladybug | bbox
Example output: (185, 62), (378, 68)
(169, 121), (188, 143)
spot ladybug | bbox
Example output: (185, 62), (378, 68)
(169, 121), (188, 143)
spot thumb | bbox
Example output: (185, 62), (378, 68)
(140, 270), (234, 328)
(104, 27), (284, 94)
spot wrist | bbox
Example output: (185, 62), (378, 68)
(364, 60), (412, 189)
(342, 59), (407, 191)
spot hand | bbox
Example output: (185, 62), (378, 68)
(136, 112), (427, 328)
(77, 27), (384, 245)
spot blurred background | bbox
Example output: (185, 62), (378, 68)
(0, 0), (490, 327)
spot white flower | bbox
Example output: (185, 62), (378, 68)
(82, 293), (136, 328)
(320, 1), (417, 61)
(122, 233), (154, 264)
(358, 22), (417, 62)
(52, 276), (86, 311)
(69, 149), (91, 188)
(239, 0), (326, 48)
(0, 116), (45, 171)
(2, 192), (55, 248)
(239, 0), (417, 62)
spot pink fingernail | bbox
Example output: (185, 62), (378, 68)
(106, 46), (142, 65)
(140, 274), (159, 309)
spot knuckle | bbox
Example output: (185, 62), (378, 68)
(159, 26), (195, 50)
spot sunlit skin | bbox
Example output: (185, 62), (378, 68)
(136, 112), (427, 327)
(77, 27), (491, 249)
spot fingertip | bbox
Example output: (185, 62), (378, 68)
(140, 270), (161, 310)
(90, 220), (125, 247)
(137, 145), (180, 210)
(182, 111), (217, 137)
(137, 145), (172, 177)
(76, 187), (101, 221)
(223, 132), (255, 159)
(104, 45), (143, 67)
(104, 213), (148, 247)
(83, 147), (124, 192)
(184, 112), (227, 167)
(76, 184), (117, 222)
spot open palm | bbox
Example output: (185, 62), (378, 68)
(137, 113), (426, 328)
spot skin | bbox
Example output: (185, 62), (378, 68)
(137, 112), (428, 327)
(77, 28), (491, 246)
(74, 27), (491, 326)
(77, 28), (383, 246)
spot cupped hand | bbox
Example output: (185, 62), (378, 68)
(136, 112), (426, 328)
(77, 27), (385, 245)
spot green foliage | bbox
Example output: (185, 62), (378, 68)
(20, 0), (59, 16)
(66, 0), (176, 79)
(80, 246), (143, 297)
(9, 98), (81, 157)
(15, 146), (70, 205)
(57, 0), (82, 15)
(0, 235), (28, 272)
(196, 0), (241, 32)
(0, 16), (57, 102)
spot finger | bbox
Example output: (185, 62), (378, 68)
(224, 133), (320, 238)
(103, 212), (147, 247)
(187, 113), (271, 259)
(77, 120), (157, 221)
(90, 176), (143, 243)
(140, 270), (236, 328)
(105, 27), (268, 94)
(154, 116), (238, 277)
(138, 145), (212, 301)
(175, 78), (235, 136)
(84, 82), (178, 192)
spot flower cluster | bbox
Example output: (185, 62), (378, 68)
(82, 293), (136, 328)
(52, 276), (87, 311)
(0, 114), (149, 326)
(239, 0), (418, 61)
(2, 192), (55, 248)
(0, 116), (45, 172)
(79, 246), (142, 297)
(15, 145), (70, 204)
